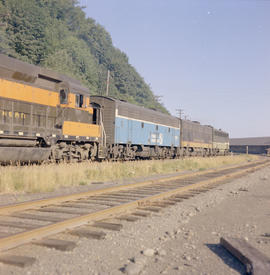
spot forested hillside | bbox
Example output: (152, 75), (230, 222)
(0, 0), (168, 113)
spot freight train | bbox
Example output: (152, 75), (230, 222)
(0, 54), (229, 163)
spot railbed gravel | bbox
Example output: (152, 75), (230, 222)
(0, 161), (269, 274)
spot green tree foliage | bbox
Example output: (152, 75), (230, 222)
(0, 0), (168, 113)
(0, 2), (9, 54)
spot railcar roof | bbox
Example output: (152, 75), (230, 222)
(0, 54), (89, 95)
(91, 95), (179, 121)
(213, 128), (229, 136)
(182, 119), (213, 130)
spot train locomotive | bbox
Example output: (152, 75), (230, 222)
(0, 54), (229, 163)
(0, 54), (103, 162)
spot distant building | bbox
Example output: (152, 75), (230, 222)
(230, 137), (270, 155)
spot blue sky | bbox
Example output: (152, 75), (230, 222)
(79, 0), (270, 138)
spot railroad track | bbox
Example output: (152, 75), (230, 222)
(0, 159), (269, 267)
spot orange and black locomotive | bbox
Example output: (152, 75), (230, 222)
(0, 54), (105, 162)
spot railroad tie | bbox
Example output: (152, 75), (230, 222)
(194, 188), (210, 192)
(188, 190), (203, 194)
(33, 238), (76, 251)
(11, 213), (64, 223)
(167, 197), (184, 202)
(137, 206), (162, 213)
(151, 202), (173, 207)
(0, 221), (38, 230)
(0, 255), (36, 268)
(61, 203), (99, 209)
(69, 228), (106, 239)
(174, 194), (193, 199)
(89, 196), (131, 202)
(132, 211), (150, 217)
(117, 215), (139, 222)
(115, 193), (146, 198)
(37, 207), (89, 215)
(161, 200), (177, 205)
(81, 199), (117, 207)
(91, 221), (123, 231)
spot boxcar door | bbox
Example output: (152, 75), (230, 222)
(115, 121), (120, 143)
(127, 119), (133, 144)
(171, 128), (175, 146)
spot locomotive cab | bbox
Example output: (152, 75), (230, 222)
(91, 103), (101, 125)
(0, 54), (103, 162)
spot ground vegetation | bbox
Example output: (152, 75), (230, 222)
(0, 155), (259, 194)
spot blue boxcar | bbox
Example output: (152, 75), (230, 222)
(115, 116), (180, 147)
(90, 96), (180, 148)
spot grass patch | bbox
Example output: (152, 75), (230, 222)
(0, 154), (260, 194)
(79, 181), (87, 186)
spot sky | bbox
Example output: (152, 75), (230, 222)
(79, 0), (270, 138)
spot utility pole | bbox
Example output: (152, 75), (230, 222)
(176, 108), (184, 119)
(106, 70), (110, 96)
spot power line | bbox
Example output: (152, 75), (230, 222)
(176, 108), (184, 119)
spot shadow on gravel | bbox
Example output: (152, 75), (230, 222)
(206, 243), (246, 274)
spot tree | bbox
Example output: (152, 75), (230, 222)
(0, 2), (9, 54)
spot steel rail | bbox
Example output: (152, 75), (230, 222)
(0, 159), (267, 216)
(0, 160), (268, 253)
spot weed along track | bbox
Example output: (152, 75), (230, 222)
(0, 160), (269, 267)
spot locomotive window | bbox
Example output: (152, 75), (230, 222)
(93, 108), (98, 124)
(60, 89), (68, 104)
(156, 125), (158, 131)
(76, 94), (84, 108)
(141, 122), (144, 128)
(80, 95), (84, 107)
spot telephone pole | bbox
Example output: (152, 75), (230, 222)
(106, 70), (110, 96)
(176, 108), (184, 119)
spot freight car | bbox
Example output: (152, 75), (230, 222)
(0, 54), (104, 162)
